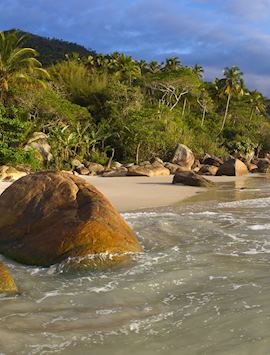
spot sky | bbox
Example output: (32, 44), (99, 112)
(1, 0), (270, 94)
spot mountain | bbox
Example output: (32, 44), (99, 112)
(7, 29), (96, 66)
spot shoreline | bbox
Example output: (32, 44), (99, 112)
(0, 174), (255, 213)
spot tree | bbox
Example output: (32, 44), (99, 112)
(0, 30), (49, 103)
(218, 66), (244, 132)
(147, 60), (161, 74)
(116, 54), (141, 84)
(196, 87), (214, 126)
(246, 90), (266, 122)
(192, 64), (204, 79)
(163, 56), (181, 71)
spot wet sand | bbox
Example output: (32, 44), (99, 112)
(0, 174), (252, 212)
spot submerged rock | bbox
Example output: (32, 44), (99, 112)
(0, 172), (142, 268)
(0, 262), (18, 294)
(172, 171), (215, 187)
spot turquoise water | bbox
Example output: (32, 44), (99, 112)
(1, 176), (270, 354)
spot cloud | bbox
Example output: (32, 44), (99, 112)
(0, 0), (269, 94)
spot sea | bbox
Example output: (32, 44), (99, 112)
(1, 176), (270, 355)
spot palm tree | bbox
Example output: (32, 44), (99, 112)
(117, 54), (140, 84)
(246, 90), (266, 122)
(164, 56), (181, 71)
(218, 66), (244, 132)
(192, 64), (204, 79)
(0, 30), (49, 103)
(138, 59), (148, 75)
(147, 60), (161, 74)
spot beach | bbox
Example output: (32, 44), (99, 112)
(0, 174), (251, 212)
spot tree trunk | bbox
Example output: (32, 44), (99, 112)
(182, 98), (187, 117)
(220, 93), (231, 132)
(107, 148), (115, 170)
(201, 106), (206, 126)
(136, 143), (141, 165)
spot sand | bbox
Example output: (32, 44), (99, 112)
(0, 174), (252, 212)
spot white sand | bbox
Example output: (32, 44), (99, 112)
(0, 174), (252, 212)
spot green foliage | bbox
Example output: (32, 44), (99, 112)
(1, 30), (270, 170)
(0, 30), (49, 104)
(0, 105), (40, 169)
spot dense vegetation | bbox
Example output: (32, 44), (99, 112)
(1, 30), (270, 170)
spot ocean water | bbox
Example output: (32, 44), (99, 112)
(1, 176), (270, 354)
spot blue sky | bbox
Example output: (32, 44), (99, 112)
(1, 0), (270, 94)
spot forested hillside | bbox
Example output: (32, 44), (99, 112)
(1, 30), (270, 171)
(6, 29), (95, 66)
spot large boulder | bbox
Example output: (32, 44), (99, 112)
(0, 166), (27, 182)
(172, 144), (195, 170)
(127, 165), (170, 177)
(216, 158), (249, 176)
(173, 172), (215, 187)
(24, 132), (53, 163)
(0, 172), (142, 267)
(0, 262), (18, 294)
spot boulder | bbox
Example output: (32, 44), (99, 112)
(0, 166), (27, 182)
(192, 159), (201, 170)
(75, 166), (90, 175)
(71, 158), (84, 168)
(198, 165), (219, 176)
(150, 157), (164, 166)
(172, 144), (195, 170)
(164, 163), (181, 174)
(24, 132), (53, 163)
(176, 166), (192, 173)
(0, 262), (18, 294)
(216, 158), (249, 176)
(127, 165), (170, 177)
(123, 163), (134, 168)
(256, 159), (270, 173)
(0, 172), (142, 267)
(111, 161), (122, 169)
(102, 167), (128, 177)
(246, 163), (258, 172)
(173, 172), (215, 187)
(86, 162), (105, 175)
(201, 154), (223, 167)
(139, 161), (151, 166)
